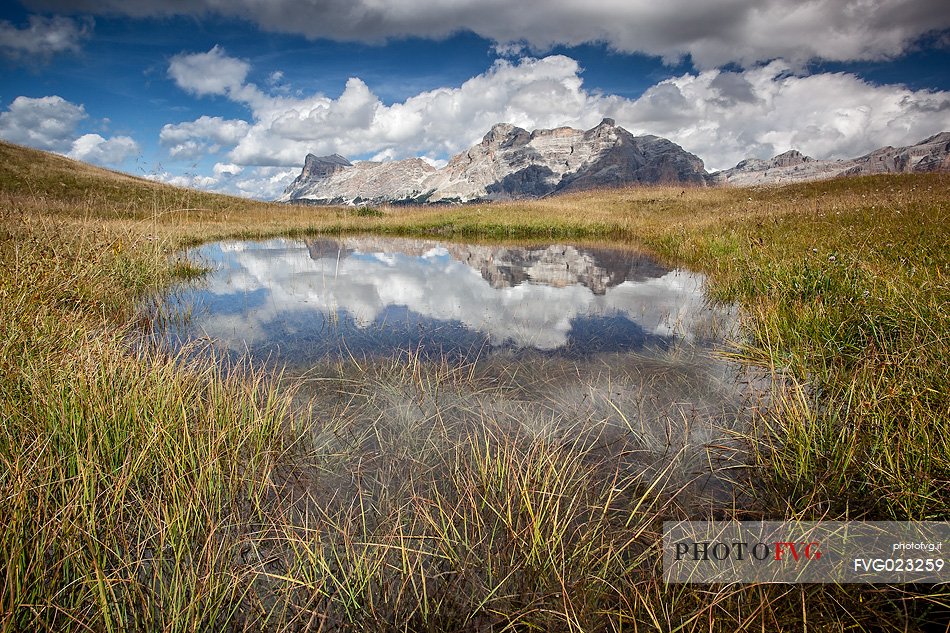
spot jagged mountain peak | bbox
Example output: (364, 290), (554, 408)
(917, 131), (950, 145)
(279, 120), (707, 205)
(296, 153), (352, 182)
(302, 153), (352, 170)
(482, 122), (523, 139)
(712, 132), (950, 186)
(772, 149), (812, 164)
(280, 125), (950, 204)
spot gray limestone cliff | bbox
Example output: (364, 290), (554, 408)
(711, 132), (950, 186)
(280, 124), (950, 203)
(278, 119), (707, 204)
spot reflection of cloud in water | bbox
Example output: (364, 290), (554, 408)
(162, 237), (760, 507)
(170, 237), (734, 358)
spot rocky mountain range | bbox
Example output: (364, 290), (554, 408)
(278, 118), (706, 204)
(710, 132), (950, 186)
(278, 123), (950, 204)
(304, 237), (669, 295)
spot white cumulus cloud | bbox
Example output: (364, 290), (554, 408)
(161, 49), (950, 185)
(0, 95), (87, 151)
(159, 115), (251, 158)
(147, 165), (298, 200)
(0, 14), (91, 61)
(68, 133), (139, 165)
(230, 166), (300, 199)
(213, 162), (243, 178)
(603, 62), (950, 170)
(167, 45), (251, 97)
(168, 53), (602, 169)
(0, 95), (140, 167)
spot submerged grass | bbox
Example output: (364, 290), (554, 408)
(1, 140), (948, 630)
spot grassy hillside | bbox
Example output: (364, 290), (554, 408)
(1, 140), (948, 630)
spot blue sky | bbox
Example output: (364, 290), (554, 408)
(1, 0), (949, 199)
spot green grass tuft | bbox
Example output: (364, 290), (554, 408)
(1, 140), (948, 630)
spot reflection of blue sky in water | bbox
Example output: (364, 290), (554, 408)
(157, 237), (759, 505)
(161, 237), (736, 364)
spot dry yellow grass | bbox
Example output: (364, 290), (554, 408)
(2, 139), (949, 630)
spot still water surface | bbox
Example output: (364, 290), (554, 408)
(157, 236), (762, 503)
(158, 236), (737, 366)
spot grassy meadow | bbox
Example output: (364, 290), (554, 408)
(1, 139), (948, 630)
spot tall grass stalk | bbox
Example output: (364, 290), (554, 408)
(1, 140), (948, 629)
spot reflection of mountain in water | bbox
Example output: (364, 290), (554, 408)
(305, 237), (668, 295)
(164, 237), (734, 359)
(161, 238), (756, 512)
(306, 239), (353, 261)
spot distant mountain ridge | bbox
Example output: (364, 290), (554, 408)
(279, 124), (950, 204)
(278, 118), (707, 204)
(710, 132), (950, 186)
